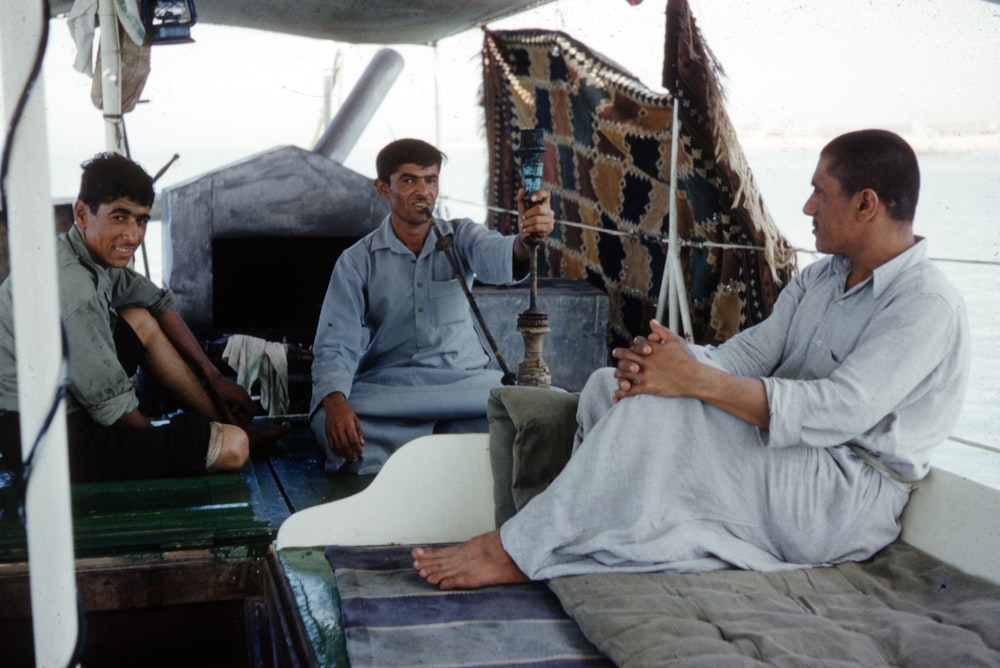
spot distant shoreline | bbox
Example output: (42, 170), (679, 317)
(738, 127), (1000, 155)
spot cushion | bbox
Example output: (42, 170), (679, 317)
(487, 386), (579, 526)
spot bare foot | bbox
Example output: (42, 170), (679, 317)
(412, 530), (529, 590)
(243, 421), (291, 448)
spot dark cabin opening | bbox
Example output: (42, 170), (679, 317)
(212, 236), (358, 343)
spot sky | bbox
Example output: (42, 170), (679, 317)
(2, 0), (999, 200)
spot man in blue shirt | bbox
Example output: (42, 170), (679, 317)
(310, 138), (554, 474)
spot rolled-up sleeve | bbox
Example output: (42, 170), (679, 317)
(64, 299), (139, 425)
(111, 269), (173, 314)
(761, 291), (961, 450)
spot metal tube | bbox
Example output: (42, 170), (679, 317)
(1, 3), (79, 666)
(98, 0), (125, 153)
(313, 48), (404, 163)
(656, 98), (690, 336)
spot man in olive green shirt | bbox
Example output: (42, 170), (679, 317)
(0, 153), (278, 482)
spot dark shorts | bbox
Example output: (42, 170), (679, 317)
(0, 318), (211, 483)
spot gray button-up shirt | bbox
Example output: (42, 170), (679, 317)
(698, 239), (970, 481)
(310, 216), (520, 415)
(0, 225), (173, 424)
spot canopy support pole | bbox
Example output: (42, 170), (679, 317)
(656, 98), (693, 340)
(1, 3), (79, 666)
(98, 0), (126, 154)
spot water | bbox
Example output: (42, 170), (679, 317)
(140, 146), (999, 449)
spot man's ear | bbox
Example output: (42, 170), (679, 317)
(374, 178), (389, 199)
(856, 188), (880, 222)
(73, 200), (90, 229)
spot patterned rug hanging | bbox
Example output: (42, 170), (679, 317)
(483, 0), (794, 351)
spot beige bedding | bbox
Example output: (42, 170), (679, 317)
(549, 542), (1000, 667)
(489, 386), (1000, 666)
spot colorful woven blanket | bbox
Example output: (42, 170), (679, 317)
(483, 0), (794, 349)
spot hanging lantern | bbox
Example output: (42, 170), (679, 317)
(142, 0), (197, 45)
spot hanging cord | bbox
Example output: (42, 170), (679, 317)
(15, 327), (69, 522)
(0, 3), (87, 665)
(439, 195), (1000, 449)
(427, 214), (517, 385)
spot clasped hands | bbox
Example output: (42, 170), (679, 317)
(611, 319), (702, 403)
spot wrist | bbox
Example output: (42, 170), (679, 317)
(514, 235), (529, 256)
(323, 391), (348, 408)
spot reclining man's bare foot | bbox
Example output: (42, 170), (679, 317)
(243, 421), (291, 448)
(412, 529), (529, 590)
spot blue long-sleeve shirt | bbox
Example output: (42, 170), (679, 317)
(309, 216), (521, 416)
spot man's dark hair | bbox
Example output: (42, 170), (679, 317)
(821, 129), (920, 222)
(77, 153), (155, 213)
(375, 138), (446, 184)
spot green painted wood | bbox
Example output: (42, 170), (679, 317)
(0, 423), (376, 564)
(279, 547), (349, 668)
(0, 472), (272, 562)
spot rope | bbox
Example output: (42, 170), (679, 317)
(439, 195), (1000, 267)
(440, 194), (999, 450)
(948, 436), (1000, 456)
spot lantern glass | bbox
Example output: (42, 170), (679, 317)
(142, 0), (198, 45)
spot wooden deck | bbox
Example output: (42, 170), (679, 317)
(246, 417), (374, 531)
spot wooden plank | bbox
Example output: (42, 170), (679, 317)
(261, 549), (322, 668)
(262, 421), (373, 514)
(0, 551), (265, 617)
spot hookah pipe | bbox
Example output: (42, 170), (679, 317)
(423, 127), (551, 387)
(513, 128), (551, 388)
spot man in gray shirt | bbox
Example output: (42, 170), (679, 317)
(310, 138), (554, 475)
(0, 153), (282, 482)
(412, 129), (970, 588)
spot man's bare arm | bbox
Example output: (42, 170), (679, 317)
(154, 309), (256, 423)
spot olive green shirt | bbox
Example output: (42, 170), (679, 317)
(0, 225), (173, 425)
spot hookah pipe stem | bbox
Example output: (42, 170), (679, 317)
(427, 212), (518, 385)
(516, 128), (547, 314)
(524, 201), (541, 313)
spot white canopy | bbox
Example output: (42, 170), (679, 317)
(47, 0), (556, 44)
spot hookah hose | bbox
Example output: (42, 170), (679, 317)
(427, 213), (518, 385)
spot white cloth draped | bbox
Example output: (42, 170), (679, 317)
(222, 334), (289, 417)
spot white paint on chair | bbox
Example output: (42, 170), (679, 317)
(276, 434), (1000, 588)
(276, 434), (496, 549)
